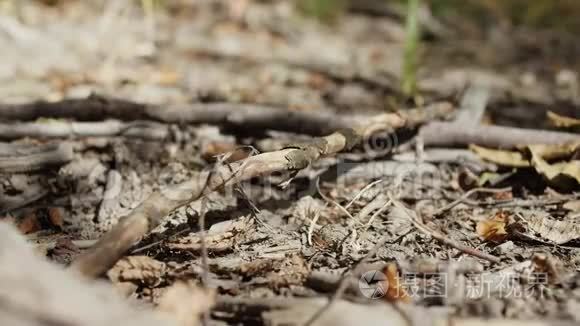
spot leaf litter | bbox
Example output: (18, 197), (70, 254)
(0, 1), (579, 326)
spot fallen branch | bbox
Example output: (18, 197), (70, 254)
(0, 223), (174, 326)
(0, 95), (453, 136)
(419, 121), (580, 148)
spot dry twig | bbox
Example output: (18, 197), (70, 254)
(433, 187), (512, 216)
(389, 194), (501, 263)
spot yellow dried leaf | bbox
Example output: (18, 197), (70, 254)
(527, 142), (580, 161)
(381, 263), (411, 303)
(529, 145), (580, 191)
(547, 111), (580, 129)
(476, 211), (510, 243)
(469, 144), (530, 167)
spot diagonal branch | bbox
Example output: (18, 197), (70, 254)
(70, 117), (406, 277)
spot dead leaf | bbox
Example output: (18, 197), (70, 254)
(529, 144), (580, 190)
(471, 143), (580, 190)
(527, 143), (580, 161)
(239, 254), (310, 289)
(476, 211), (511, 243)
(522, 211), (580, 245)
(48, 207), (64, 229)
(563, 200), (580, 212)
(493, 190), (513, 201)
(457, 167), (479, 190)
(18, 211), (42, 234)
(547, 111), (580, 129)
(153, 68), (181, 86)
(107, 256), (166, 287)
(307, 72), (330, 89)
(381, 263), (411, 303)
(469, 145), (530, 167)
(157, 282), (215, 326)
(531, 253), (563, 285)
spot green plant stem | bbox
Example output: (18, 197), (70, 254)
(402, 0), (421, 98)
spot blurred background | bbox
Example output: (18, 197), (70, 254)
(0, 0), (578, 126)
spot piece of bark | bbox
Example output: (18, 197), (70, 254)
(0, 120), (169, 140)
(419, 122), (580, 149)
(0, 142), (74, 173)
(96, 169), (123, 223)
(0, 222), (174, 326)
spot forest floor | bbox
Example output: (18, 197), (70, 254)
(0, 1), (579, 325)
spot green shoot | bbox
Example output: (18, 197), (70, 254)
(402, 0), (421, 98)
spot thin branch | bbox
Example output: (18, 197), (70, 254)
(433, 187), (512, 216)
(419, 121), (580, 148)
(389, 195), (500, 264)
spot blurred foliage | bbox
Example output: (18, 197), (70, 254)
(298, 0), (580, 32)
(296, 0), (348, 22)
(430, 0), (580, 31)
(140, 0), (164, 14)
